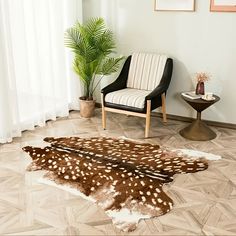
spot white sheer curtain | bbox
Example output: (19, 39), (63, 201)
(0, 0), (82, 143)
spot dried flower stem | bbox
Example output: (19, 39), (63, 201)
(195, 72), (211, 83)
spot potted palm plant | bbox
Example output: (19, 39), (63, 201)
(65, 18), (124, 118)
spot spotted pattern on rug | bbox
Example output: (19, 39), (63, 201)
(23, 137), (208, 231)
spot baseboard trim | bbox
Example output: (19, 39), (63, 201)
(152, 112), (236, 130)
(95, 103), (236, 130)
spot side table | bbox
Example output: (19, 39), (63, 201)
(179, 94), (220, 141)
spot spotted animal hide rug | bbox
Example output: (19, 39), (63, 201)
(23, 137), (221, 232)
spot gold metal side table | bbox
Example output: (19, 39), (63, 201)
(179, 94), (220, 141)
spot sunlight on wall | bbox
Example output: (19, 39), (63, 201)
(83, 0), (236, 124)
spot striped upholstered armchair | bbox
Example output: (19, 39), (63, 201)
(101, 53), (173, 138)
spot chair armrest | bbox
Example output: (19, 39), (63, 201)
(145, 58), (173, 111)
(101, 79), (126, 95)
(146, 58), (173, 100)
(101, 56), (131, 96)
(146, 84), (167, 100)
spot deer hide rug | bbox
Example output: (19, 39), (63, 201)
(23, 137), (221, 232)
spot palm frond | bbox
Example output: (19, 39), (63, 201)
(85, 17), (106, 38)
(64, 28), (81, 51)
(95, 30), (116, 56)
(97, 57), (125, 75)
(65, 17), (125, 98)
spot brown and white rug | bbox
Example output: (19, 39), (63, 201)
(23, 137), (221, 232)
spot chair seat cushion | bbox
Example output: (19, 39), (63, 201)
(105, 88), (150, 109)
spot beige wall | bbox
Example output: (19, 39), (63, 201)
(83, 0), (236, 124)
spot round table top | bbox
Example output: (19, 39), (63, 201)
(181, 94), (220, 104)
(181, 94), (220, 112)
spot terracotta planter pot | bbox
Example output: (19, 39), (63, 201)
(79, 99), (95, 118)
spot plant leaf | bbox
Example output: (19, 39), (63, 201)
(64, 18), (125, 98)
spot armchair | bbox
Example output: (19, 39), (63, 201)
(101, 53), (173, 138)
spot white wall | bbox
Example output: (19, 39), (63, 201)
(83, 0), (236, 124)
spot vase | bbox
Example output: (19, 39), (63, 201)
(195, 81), (205, 95)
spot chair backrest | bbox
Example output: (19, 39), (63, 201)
(127, 53), (168, 91)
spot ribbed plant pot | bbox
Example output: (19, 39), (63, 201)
(79, 99), (95, 118)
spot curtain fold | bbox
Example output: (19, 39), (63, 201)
(0, 0), (82, 143)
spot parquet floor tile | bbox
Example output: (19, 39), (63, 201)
(0, 109), (235, 235)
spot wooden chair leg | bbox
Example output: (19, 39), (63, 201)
(161, 93), (167, 123)
(101, 93), (106, 129)
(145, 100), (151, 138)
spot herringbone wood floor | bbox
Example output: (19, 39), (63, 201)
(0, 109), (235, 235)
